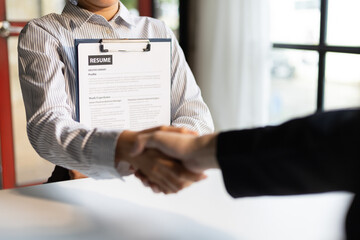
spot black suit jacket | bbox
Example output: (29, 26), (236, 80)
(216, 109), (360, 240)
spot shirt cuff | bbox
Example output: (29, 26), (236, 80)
(89, 129), (131, 178)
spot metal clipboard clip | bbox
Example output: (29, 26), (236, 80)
(100, 39), (151, 53)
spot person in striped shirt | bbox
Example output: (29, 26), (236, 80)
(18, 0), (214, 193)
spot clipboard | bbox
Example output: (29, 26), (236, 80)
(75, 39), (171, 131)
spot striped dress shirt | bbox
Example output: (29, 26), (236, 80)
(18, 1), (214, 178)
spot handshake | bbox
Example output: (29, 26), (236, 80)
(115, 126), (219, 194)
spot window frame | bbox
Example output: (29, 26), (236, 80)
(138, 0), (154, 17)
(273, 0), (360, 112)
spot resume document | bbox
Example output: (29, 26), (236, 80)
(77, 40), (171, 131)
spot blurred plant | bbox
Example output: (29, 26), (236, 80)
(121, 0), (137, 10)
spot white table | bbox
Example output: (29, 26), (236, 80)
(0, 170), (353, 240)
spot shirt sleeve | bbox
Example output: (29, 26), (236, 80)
(18, 21), (122, 179)
(165, 25), (214, 135)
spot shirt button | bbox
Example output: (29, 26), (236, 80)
(106, 29), (112, 34)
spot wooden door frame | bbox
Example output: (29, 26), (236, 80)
(0, 0), (17, 189)
(138, 0), (153, 17)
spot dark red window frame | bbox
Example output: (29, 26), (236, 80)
(138, 0), (153, 17)
(1, 0), (17, 189)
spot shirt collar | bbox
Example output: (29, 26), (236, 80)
(118, 1), (135, 26)
(62, 1), (135, 29)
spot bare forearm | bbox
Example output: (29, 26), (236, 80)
(191, 133), (219, 170)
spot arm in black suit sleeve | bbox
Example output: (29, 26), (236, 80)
(216, 109), (360, 198)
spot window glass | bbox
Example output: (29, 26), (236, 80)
(270, 0), (320, 44)
(6, 0), (65, 21)
(324, 53), (360, 110)
(270, 49), (318, 124)
(154, 0), (180, 37)
(327, 0), (360, 46)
